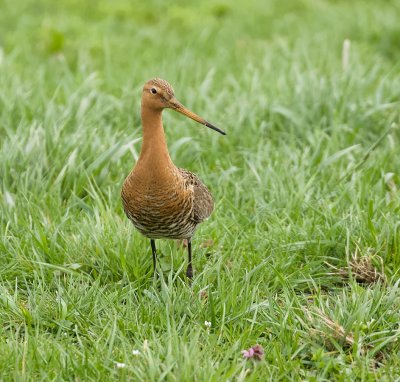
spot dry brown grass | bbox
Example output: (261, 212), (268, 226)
(326, 247), (386, 285)
(304, 307), (355, 350)
(304, 306), (386, 368)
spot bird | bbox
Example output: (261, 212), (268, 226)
(121, 78), (226, 279)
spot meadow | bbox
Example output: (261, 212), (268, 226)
(1, 0), (400, 380)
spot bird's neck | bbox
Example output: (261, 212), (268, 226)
(138, 106), (173, 168)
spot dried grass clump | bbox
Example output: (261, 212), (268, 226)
(304, 307), (385, 367)
(305, 307), (355, 350)
(326, 248), (386, 285)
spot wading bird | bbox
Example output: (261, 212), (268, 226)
(121, 78), (225, 279)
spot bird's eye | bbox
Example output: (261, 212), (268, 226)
(150, 87), (157, 94)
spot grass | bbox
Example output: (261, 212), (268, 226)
(1, 0), (400, 379)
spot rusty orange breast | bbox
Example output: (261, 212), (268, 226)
(121, 163), (197, 239)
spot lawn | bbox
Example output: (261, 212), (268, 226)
(1, 0), (400, 380)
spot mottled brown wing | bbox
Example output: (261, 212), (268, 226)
(178, 168), (214, 224)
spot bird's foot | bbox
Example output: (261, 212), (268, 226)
(186, 264), (193, 280)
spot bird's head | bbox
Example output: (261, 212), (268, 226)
(142, 78), (226, 135)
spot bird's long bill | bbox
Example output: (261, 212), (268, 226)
(169, 98), (226, 135)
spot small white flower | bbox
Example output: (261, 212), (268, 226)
(204, 320), (212, 328)
(132, 349), (140, 356)
(115, 362), (126, 369)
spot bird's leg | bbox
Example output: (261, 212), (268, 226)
(186, 238), (193, 279)
(150, 239), (157, 274)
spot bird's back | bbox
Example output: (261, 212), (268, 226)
(178, 168), (214, 223)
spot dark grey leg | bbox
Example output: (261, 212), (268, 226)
(150, 239), (157, 273)
(186, 238), (193, 279)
